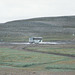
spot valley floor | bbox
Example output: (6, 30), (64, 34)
(0, 43), (75, 75)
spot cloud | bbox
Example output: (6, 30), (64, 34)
(0, 0), (75, 23)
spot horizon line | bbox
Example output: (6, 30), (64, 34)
(0, 15), (75, 23)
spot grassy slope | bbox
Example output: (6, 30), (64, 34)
(0, 16), (75, 42)
(0, 47), (75, 71)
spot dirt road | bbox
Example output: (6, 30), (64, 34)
(0, 67), (75, 75)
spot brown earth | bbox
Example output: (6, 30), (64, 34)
(0, 67), (75, 75)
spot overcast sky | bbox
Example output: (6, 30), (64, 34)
(0, 0), (75, 23)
